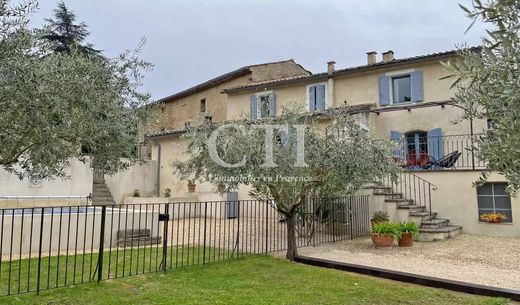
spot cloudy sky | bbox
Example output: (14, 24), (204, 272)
(30, 1), (487, 101)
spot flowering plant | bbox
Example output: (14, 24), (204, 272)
(480, 213), (507, 223)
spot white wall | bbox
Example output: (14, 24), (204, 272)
(104, 161), (157, 205)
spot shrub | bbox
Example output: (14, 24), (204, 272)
(371, 222), (399, 239)
(397, 222), (419, 238)
(371, 211), (389, 223)
(133, 189), (140, 197)
(164, 188), (171, 198)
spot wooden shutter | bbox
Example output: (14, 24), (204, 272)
(379, 75), (390, 106)
(268, 93), (276, 117)
(308, 86), (316, 111)
(390, 130), (403, 159)
(250, 95), (257, 119)
(427, 128), (443, 164)
(411, 71), (424, 102)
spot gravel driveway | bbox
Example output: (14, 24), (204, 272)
(297, 234), (520, 291)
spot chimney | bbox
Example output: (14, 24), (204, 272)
(366, 51), (377, 65)
(327, 61), (336, 74)
(382, 50), (395, 63)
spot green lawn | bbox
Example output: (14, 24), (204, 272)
(0, 255), (508, 305)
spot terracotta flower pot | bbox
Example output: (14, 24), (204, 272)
(371, 233), (394, 248)
(187, 182), (196, 193)
(398, 232), (414, 247)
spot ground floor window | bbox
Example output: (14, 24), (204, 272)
(477, 182), (513, 223)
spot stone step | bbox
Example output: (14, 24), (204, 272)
(118, 229), (152, 239)
(92, 196), (113, 201)
(409, 211), (438, 221)
(385, 198), (414, 206)
(364, 185), (392, 191)
(117, 236), (161, 248)
(418, 225), (462, 242)
(374, 190), (402, 197)
(421, 218), (449, 229)
(396, 204), (425, 213)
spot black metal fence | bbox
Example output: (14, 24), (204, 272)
(0, 196), (369, 296)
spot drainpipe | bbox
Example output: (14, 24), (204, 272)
(156, 144), (161, 197)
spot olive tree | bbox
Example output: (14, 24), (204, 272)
(0, 0), (152, 179)
(445, 0), (520, 191)
(174, 106), (396, 260)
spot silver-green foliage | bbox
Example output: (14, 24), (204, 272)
(445, 0), (520, 191)
(0, 0), (152, 179)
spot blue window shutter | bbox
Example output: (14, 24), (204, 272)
(379, 75), (390, 106)
(390, 130), (403, 159)
(427, 128), (443, 164)
(250, 95), (257, 119)
(411, 71), (424, 102)
(316, 85), (326, 111)
(308, 86), (316, 111)
(268, 93), (276, 117)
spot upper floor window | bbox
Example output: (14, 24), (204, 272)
(477, 182), (512, 223)
(200, 99), (206, 112)
(204, 115), (213, 124)
(307, 83), (326, 112)
(378, 70), (423, 106)
(250, 92), (275, 119)
(392, 75), (411, 103)
(184, 122), (191, 129)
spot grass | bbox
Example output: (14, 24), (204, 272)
(0, 255), (509, 305)
(0, 245), (235, 296)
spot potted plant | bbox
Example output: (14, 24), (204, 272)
(217, 182), (226, 193)
(397, 222), (419, 247)
(480, 213), (507, 223)
(164, 188), (171, 198)
(132, 189), (140, 197)
(371, 211), (389, 227)
(187, 180), (196, 193)
(371, 222), (399, 248)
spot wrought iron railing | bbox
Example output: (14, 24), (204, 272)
(392, 133), (486, 171)
(380, 171), (438, 219)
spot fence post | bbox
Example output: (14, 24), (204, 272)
(162, 204), (169, 272)
(202, 202), (207, 265)
(349, 198), (354, 240)
(265, 201), (269, 254)
(97, 205), (107, 283)
(36, 208), (45, 294)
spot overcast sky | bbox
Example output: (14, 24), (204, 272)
(30, 1), (487, 101)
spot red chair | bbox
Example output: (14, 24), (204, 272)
(406, 149), (430, 167)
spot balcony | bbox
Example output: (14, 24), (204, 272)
(392, 134), (487, 171)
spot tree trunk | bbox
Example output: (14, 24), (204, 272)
(286, 213), (298, 261)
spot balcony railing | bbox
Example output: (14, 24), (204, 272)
(392, 133), (487, 171)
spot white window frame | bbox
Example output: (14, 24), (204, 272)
(306, 82), (328, 112)
(477, 182), (513, 223)
(255, 91), (273, 118)
(385, 68), (415, 105)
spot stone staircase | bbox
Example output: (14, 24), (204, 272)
(370, 186), (462, 242)
(117, 229), (161, 247)
(92, 181), (116, 206)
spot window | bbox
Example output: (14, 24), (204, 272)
(184, 122), (191, 129)
(487, 118), (495, 130)
(204, 115), (212, 124)
(200, 99), (206, 112)
(258, 94), (271, 118)
(405, 131), (428, 165)
(392, 75), (411, 103)
(477, 183), (513, 223)
(307, 84), (326, 111)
